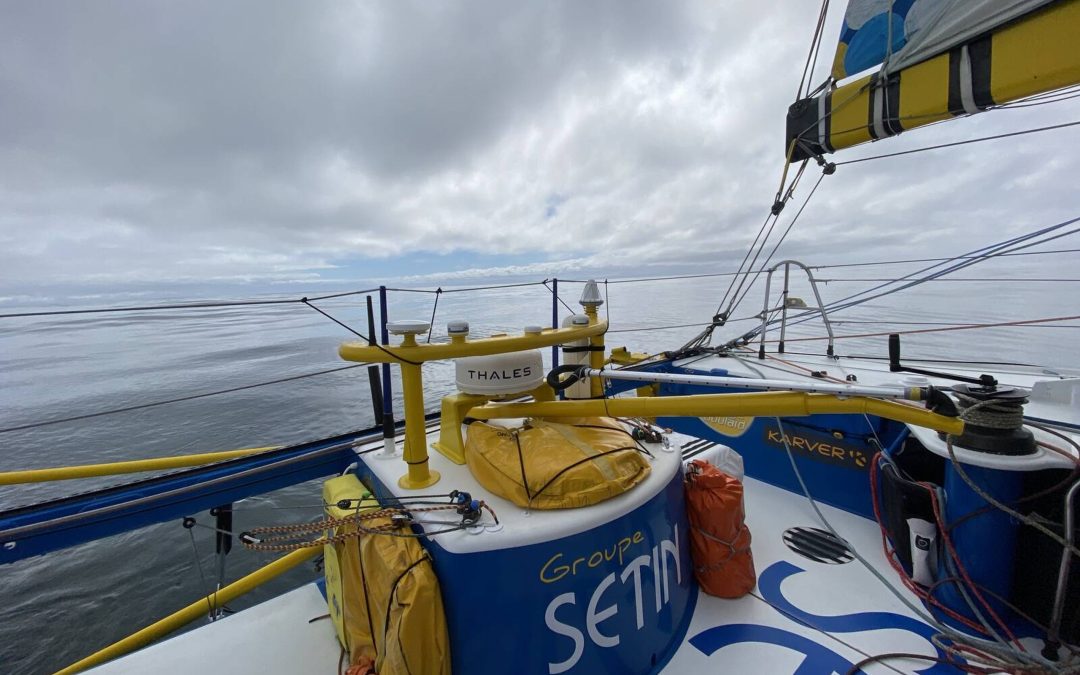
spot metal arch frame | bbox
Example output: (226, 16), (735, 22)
(757, 260), (835, 359)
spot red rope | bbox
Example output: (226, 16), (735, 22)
(868, 455), (989, 633)
(868, 453), (1028, 652)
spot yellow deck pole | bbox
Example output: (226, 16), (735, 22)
(585, 306), (605, 398)
(399, 360), (439, 489)
(0, 446), (280, 486)
(55, 546), (321, 675)
(466, 391), (964, 436)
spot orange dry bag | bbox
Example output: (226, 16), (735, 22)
(685, 459), (757, 598)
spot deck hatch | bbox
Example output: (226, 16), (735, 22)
(781, 526), (854, 565)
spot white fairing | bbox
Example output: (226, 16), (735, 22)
(456, 350), (544, 395)
(561, 314), (592, 399)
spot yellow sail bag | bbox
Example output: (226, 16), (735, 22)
(464, 417), (651, 509)
(322, 475), (450, 675)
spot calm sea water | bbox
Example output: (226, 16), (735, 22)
(1, 261), (1077, 673)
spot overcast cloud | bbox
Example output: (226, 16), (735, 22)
(2, 1), (1078, 299)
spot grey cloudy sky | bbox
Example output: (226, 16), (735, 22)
(2, 1), (1078, 298)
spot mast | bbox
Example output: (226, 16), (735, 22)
(788, 0), (1080, 161)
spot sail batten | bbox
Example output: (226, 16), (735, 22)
(791, 0), (1080, 160)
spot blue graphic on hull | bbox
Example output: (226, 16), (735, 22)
(688, 561), (962, 674)
(690, 623), (868, 675)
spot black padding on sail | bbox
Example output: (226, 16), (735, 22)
(787, 96), (826, 161)
(947, 47), (964, 115)
(969, 35), (995, 109)
(884, 73), (902, 134)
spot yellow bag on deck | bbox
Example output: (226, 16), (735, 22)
(323, 475), (450, 675)
(464, 416), (651, 509)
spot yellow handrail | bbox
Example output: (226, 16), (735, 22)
(55, 546), (321, 674)
(0, 446), (280, 486)
(338, 319), (609, 489)
(337, 321), (607, 364)
(466, 391), (965, 436)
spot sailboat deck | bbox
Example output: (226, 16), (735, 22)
(91, 427), (951, 674)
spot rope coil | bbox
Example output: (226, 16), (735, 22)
(238, 501), (499, 552)
(953, 392), (1025, 430)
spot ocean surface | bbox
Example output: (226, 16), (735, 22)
(1, 260), (1077, 674)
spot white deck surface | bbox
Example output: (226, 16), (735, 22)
(90, 583), (341, 674)
(664, 476), (946, 674)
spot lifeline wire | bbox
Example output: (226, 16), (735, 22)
(757, 217), (1080, 341)
(301, 299), (421, 366)
(5, 249), (1076, 322)
(0, 363), (371, 435)
(0, 288), (380, 320)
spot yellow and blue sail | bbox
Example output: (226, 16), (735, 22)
(832, 0), (916, 81)
(789, 0), (1080, 160)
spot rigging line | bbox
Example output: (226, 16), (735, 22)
(760, 314), (1080, 344)
(730, 158), (807, 315)
(542, 280), (576, 314)
(835, 119), (1080, 166)
(716, 210), (779, 316)
(186, 528), (218, 620)
(818, 277), (1080, 283)
(716, 157), (809, 320)
(716, 157), (808, 317)
(830, 319), (1080, 327)
(995, 93), (1080, 110)
(725, 162), (812, 315)
(560, 271), (740, 284)
(610, 321), (726, 334)
(805, 1), (830, 97)
(425, 288), (442, 344)
(440, 280), (551, 293)
(818, 225), (1080, 315)
(737, 224), (1080, 346)
(810, 248), (1080, 270)
(0, 288), (382, 320)
(0, 363), (371, 435)
(797, 0), (831, 99)
(784, 219), (1080, 328)
(302, 299), (421, 366)
(0, 289), (382, 320)
(558, 247), (1080, 287)
(776, 350), (1057, 370)
(728, 172), (827, 315)
(305, 289), (384, 302)
(383, 280), (549, 294)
